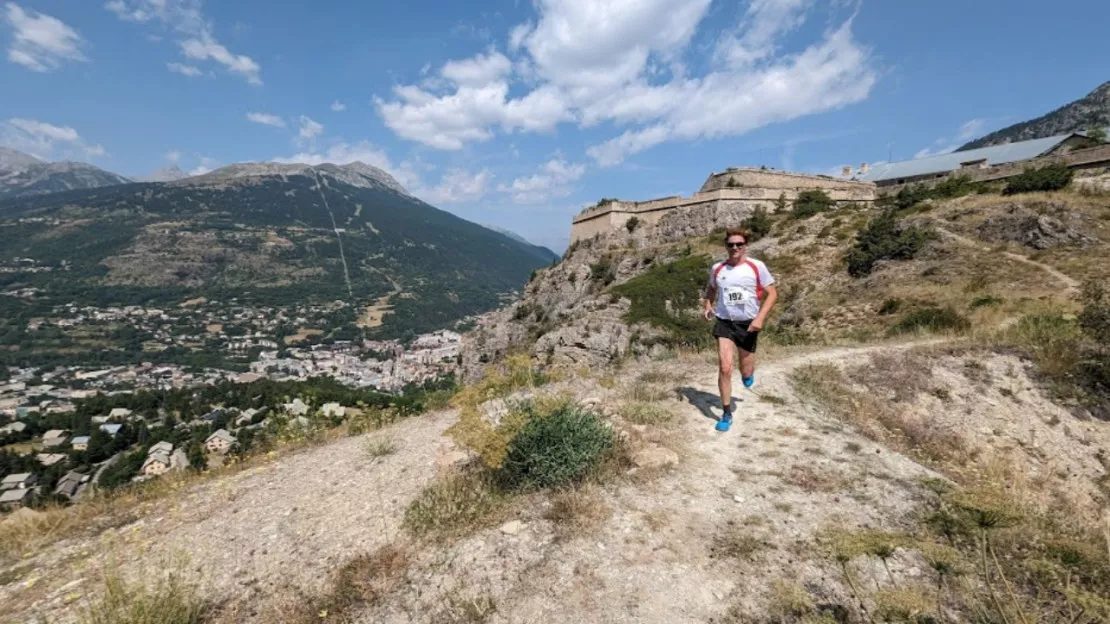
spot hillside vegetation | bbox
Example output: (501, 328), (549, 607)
(0, 169), (552, 342)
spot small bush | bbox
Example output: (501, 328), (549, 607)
(1003, 163), (1073, 195)
(588, 257), (618, 286)
(929, 174), (977, 199)
(894, 307), (970, 334)
(1079, 280), (1110, 344)
(970, 295), (1004, 308)
(846, 210), (934, 277)
(740, 205), (772, 242)
(498, 404), (613, 491)
(625, 216), (641, 233)
(792, 190), (834, 219)
(878, 298), (903, 315)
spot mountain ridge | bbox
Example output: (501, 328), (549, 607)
(958, 81), (1110, 150)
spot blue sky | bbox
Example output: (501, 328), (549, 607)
(1, 0), (1107, 251)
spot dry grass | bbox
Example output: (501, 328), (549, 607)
(265, 544), (411, 624)
(544, 485), (613, 542)
(625, 370), (680, 402)
(619, 401), (675, 426)
(78, 562), (208, 624)
(365, 437), (398, 458)
(710, 520), (771, 561)
(403, 471), (508, 542)
(781, 464), (851, 493)
(790, 361), (969, 467)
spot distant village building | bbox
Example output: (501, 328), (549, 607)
(41, 429), (70, 448)
(320, 402), (346, 418)
(0, 487), (33, 509)
(1, 472), (37, 490)
(109, 408), (132, 419)
(205, 429), (237, 455)
(142, 452), (171, 476)
(71, 435), (90, 451)
(149, 441), (174, 456)
(0, 421), (27, 435)
(853, 133), (1110, 188)
(54, 471), (89, 500)
(36, 453), (67, 467)
(99, 423), (123, 437)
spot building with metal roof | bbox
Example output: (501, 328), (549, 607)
(854, 134), (1094, 187)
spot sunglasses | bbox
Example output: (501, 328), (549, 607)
(726, 241), (747, 248)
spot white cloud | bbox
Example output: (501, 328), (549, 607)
(188, 155), (218, 176)
(375, 0), (875, 165)
(106, 0), (262, 85)
(421, 168), (492, 204)
(714, 0), (811, 67)
(165, 150), (181, 162)
(957, 118), (985, 141)
(4, 3), (86, 72)
(297, 116), (324, 144)
(166, 61), (201, 76)
(912, 118), (988, 159)
(499, 158), (586, 203)
(181, 35), (261, 85)
(1, 117), (104, 160)
(440, 50), (511, 86)
(246, 112), (286, 128)
(330, 100), (346, 112)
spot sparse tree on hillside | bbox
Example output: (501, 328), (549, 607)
(1087, 125), (1108, 142)
(775, 192), (787, 213)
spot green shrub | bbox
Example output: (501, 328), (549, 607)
(893, 307), (970, 334)
(498, 404), (613, 491)
(588, 257), (617, 286)
(1003, 163), (1073, 195)
(774, 192), (787, 213)
(878, 298), (903, 315)
(969, 295), (1004, 309)
(846, 210), (934, 277)
(612, 254), (712, 347)
(929, 175), (976, 199)
(1079, 281), (1110, 344)
(741, 206), (772, 243)
(625, 216), (641, 233)
(792, 190), (834, 219)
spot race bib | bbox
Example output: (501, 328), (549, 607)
(724, 286), (753, 308)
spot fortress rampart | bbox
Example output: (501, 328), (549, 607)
(570, 168), (877, 243)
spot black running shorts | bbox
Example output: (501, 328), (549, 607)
(713, 317), (759, 353)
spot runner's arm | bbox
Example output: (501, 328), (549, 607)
(749, 284), (777, 331)
(702, 283), (717, 321)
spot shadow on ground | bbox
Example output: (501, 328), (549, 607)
(677, 387), (747, 421)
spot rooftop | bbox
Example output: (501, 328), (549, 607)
(855, 134), (1076, 183)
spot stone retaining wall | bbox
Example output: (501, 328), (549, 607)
(570, 170), (877, 244)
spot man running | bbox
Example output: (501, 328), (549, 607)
(702, 227), (778, 432)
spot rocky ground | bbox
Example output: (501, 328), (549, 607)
(4, 334), (1107, 623)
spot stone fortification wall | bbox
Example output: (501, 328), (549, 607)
(570, 169), (877, 244)
(700, 167), (875, 194)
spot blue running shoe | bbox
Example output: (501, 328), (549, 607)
(742, 374), (755, 389)
(715, 410), (733, 432)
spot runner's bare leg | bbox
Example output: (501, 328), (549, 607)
(717, 337), (735, 410)
(739, 348), (755, 380)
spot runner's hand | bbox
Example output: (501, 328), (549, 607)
(703, 307), (713, 321)
(749, 318), (763, 331)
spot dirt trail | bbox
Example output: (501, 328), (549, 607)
(937, 226), (1081, 293)
(2, 341), (950, 623)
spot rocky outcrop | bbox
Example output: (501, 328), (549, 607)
(977, 203), (1092, 249)
(461, 199), (758, 379)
